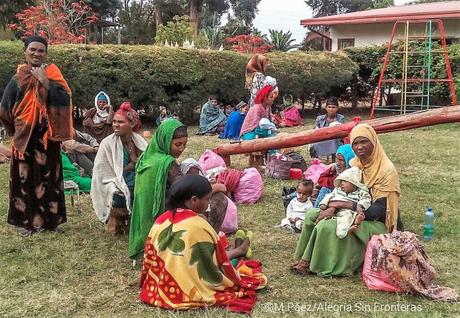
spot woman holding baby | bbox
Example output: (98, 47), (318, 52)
(291, 124), (403, 276)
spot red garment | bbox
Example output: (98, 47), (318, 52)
(254, 85), (274, 104)
(317, 166), (338, 189)
(115, 102), (141, 132)
(217, 169), (244, 193)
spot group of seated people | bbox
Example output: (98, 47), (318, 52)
(196, 76), (303, 142)
(3, 82), (454, 309)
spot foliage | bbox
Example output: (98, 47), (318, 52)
(0, 0), (35, 29)
(8, 0), (99, 44)
(200, 26), (226, 49)
(84, 0), (121, 17)
(118, 0), (156, 44)
(0, 41), (357, 124)
(229, 0), (261, 26)
(268, 29), (298, 52)
(225, 34), (272, 54)
(220, 16), (252, 36)
(305, 0), (394, 18)
(155, 15), (194, 46)
(345, 43), (460, 105)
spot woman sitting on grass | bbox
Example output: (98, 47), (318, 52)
(291, 124), (402, 276)
(196, 96), (227, 135)
(91, 102), (147, 234)
(219, 101), (249, 140)
(310, 97), (345, 161)
(139, 175), (267, 314)
(129, 120), (229, 260)
(239, 85), (276, 141)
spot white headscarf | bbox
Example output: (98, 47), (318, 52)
(94, 91), (111, 123)
(180, 158), (205, 176)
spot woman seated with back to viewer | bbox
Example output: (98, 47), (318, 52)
(291, 124), (403, 276)
(139, 175), (267, 314)
(91, 102), (147, 234)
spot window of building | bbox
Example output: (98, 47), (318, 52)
(337, 38), (355, 50)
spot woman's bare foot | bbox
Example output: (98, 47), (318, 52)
(291, 259), (310, 276)
(227, 238), (250, 259)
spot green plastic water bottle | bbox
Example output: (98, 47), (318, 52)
(423, 207), (434, 241)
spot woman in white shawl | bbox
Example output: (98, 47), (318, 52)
(83, 91), (114, 143)
(91, 102), (147, 234)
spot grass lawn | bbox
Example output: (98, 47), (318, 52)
(0, 118), (459, 317)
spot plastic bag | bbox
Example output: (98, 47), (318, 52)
(362, 235), (402, 293)
(303, 158), (329, 183)
(198, 149), (226, 172)
(220, 196), (238, 234)
(234, 168), (263, 204)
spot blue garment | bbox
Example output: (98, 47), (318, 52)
(313, 187), (332, 208)
(219, 110), (245, 140)
(113, 147), (135, 208)
(336, 144), (355, 169)
(198, 100), (227, 134)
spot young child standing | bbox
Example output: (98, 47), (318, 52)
(318, 167), (371, 238)
(278, 180), (314, 232)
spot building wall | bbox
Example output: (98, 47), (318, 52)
(330, 19), (460, 51)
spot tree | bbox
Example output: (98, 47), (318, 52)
(226, 34), (272, 53)
(268, 29), (298, 51)
(84, 0), (121, 17)
(305, 0), (394, 18)
(118, 0), (156, 44)
(229, 0), (260, 26)
(8, 0), (99, 44)
(189, 0), (228, 35)
(155, 15), (194, 45)
(0, 0), (35, 29)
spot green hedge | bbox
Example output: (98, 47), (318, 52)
(345, 43), (460, 104)
(0, 41), (357, 124)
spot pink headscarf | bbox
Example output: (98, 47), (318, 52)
(115, 102), (141, 132)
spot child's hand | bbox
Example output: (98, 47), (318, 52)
(356, 204), (364, 214)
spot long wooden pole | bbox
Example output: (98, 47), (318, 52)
(214, 106), (460, 161)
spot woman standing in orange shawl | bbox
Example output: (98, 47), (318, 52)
(140, 175), (267, 314)
(0, 36), (73, 236)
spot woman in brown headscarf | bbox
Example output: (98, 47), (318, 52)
(291, 124), (402, 277)
(245, 54), (269, 107)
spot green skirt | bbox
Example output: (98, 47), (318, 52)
(294, 208), (385, 277)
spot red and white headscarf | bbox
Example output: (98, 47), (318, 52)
(115, 101), (141, 132)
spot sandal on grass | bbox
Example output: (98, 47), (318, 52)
(234, 229), (245, 248)
(245, 230), (253, 259)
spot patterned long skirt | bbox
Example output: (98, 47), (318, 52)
(7, 122), (66, 230)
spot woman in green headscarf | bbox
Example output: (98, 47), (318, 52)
(129, 119), (189, 259)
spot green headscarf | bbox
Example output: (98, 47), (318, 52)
(128, 119), (185, 259)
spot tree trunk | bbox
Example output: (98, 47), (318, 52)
(154, 4), (162, 29)
(215, 106), (460, 161)
(189, 0), (201, 36)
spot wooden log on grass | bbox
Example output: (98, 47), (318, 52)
(215, 106), (460, 164)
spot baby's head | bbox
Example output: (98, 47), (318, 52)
(334, 167), (366, 194)
(296, 179), (314, 203)
(340, 180), (358, 194)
